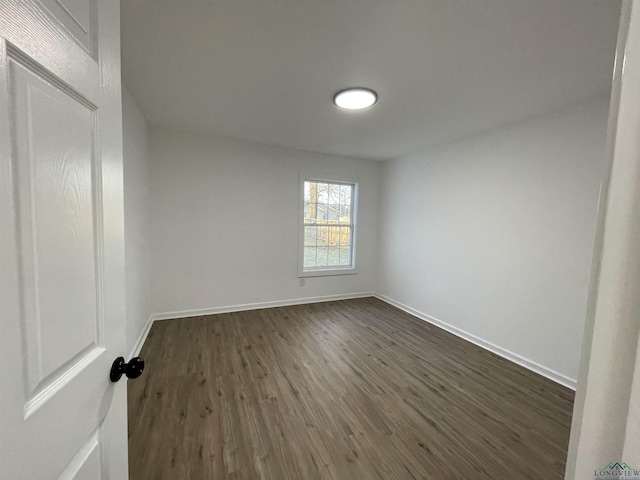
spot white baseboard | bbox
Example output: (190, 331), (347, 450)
(128, 315), (154, 359)
(143, 291), (576, 391)
(150, 292), (375, 322)
(374, 293), (577, 390)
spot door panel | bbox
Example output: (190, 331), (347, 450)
(0, 0), (127, 479)
(11, 57), (103, 413)
(39, 0), (97, 57)
(57, 429), (104, 480)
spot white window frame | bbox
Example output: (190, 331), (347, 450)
(298, 177), (359, 277)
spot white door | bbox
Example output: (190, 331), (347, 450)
(0, 1), (129, 479)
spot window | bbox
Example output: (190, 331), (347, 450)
(300, 179), (357, 276)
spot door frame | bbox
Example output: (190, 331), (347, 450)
(565, 1), (640, 477)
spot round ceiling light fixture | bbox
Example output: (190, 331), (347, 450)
(333, 87), (378, 110)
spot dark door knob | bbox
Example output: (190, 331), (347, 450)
(110, 356), (145, 382)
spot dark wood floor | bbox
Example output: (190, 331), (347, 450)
(128, 297), (574, 479)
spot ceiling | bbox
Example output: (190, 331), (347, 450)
(121, 0), (621, 161)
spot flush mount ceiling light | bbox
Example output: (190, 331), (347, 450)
(333, 88), (378, 110)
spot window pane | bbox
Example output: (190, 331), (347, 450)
(325, 205), (340, 224)
(340, 184), (352, 207)
(304, 182), (311, 202)
(304, 247), (317, 267)
(339, 204), (350, 223)
(328, 183), (340, 204)
(327, 226), (338, 246)
(328, 247), (341, 266)
(316, 226), (329, 245)
(315, 247), (328, 267)
(304, 181), (321, 221)
(339, 247), (351, 266)
(304, 202), (318, 223)
(304, 226), (318, 247)
(316, 204), (329, 223)
(339, 227), (351, 246)
(316, 183), (328, 205)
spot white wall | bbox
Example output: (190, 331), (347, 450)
(378, 99), (609, 386)
(122, 88), (152, 354)
(143, 97), (609, 388)
(149, 129), (380, 316)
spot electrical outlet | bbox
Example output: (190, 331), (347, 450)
(299, 278), (306, 286)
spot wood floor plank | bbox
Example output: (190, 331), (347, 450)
(128, 297), (574, 479)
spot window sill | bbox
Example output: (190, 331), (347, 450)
(298, 268), (359, 278)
